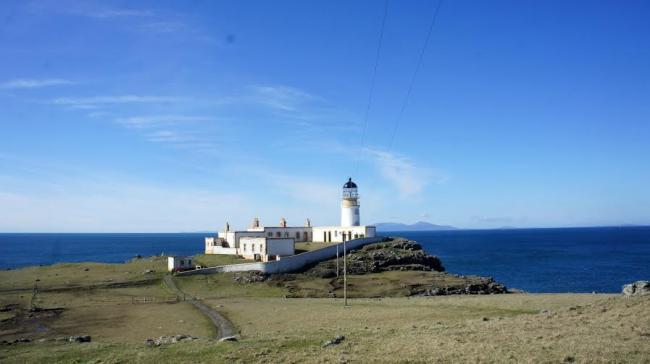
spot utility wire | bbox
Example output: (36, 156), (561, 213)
(386, 0), (443, 152)
(353, 0), (390, 175)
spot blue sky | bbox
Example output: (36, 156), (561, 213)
(1, 0), (649, 232)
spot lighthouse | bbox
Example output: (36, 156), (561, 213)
(341, 177), (360, 227)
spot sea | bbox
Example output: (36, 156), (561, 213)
(0, 226), (648, 293)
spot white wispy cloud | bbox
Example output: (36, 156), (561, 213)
(113, 115), (220, 152)
(249, 85), (322, 112)
(51, 95), (182, 109)
(115, 115), (212, 129)
(0, 78), (74, 89)
(139, 21), (187, 34)
(85, 9), (154, 19)
(363, 148), (448, 197)
(0, 175), (253, 232)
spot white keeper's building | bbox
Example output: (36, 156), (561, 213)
(205, 178), (376, 262)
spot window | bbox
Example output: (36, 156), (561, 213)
(334, 231), (338, 237)
(252, 244), (256, 252)
(284, 232), (289, 238)
(276, 232), (281, 237)
(296, 232), (300, 239)
(188, 259), (192, 265)
(180, 260), (184, 265)
(243, 244), (247, 251)
(268, 232), (272, 237)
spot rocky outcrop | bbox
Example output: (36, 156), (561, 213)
(322, 335), (346, 348)
(412, 276), (508, 296)
(233, 271), (267, 284)
(145, 334), (198, 347)
(622, 281), (650, 296)
(305, 238), (444, 278)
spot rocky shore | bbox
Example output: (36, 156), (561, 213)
(305, 238), (445, 277)
(232, 238), (509, 296)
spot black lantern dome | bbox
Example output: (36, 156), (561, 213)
(342, 178), (358, 199)
(343, 177), (357, 189)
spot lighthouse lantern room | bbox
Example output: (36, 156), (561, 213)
(341, 177), (361, 227)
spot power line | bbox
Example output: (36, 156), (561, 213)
(353, 0), (390, 175)
(386, 0), (443, 152)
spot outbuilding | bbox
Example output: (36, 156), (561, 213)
(167, 256), (194, 272)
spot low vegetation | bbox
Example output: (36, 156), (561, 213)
(294, 241), (339, 253)
(1, 239), (648, 363)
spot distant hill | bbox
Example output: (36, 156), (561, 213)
(374, 221), (456, 232)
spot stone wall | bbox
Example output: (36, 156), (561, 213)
(179, 236), (386, 276)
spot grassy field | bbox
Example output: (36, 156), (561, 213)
(192, 254), (246, 267)
(2, 293), (648, 363)
(0, 256), (167, 292)
(294, 241), (339, 253)
(1, 252), (649, 363)
(0, 256), (214, 346)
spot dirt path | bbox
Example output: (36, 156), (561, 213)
(163, 275), (237, 339)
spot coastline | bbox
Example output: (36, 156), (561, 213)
(1, 238), (648, 362)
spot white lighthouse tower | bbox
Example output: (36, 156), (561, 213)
(341, 177), (360, 227)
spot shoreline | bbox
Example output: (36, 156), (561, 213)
(0, 253), (628, 295)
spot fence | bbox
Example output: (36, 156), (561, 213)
(131, 295), (185, 304)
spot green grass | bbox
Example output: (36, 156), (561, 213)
(192, 254), (247, 267)
(0, 256), (167, 291)
(1, 244), (649, 363)
(294, 241), (338, 253)
(4, 294), (648, 363)
(173, 273), (288, 299)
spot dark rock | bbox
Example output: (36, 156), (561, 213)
(233, 271), (267, 284)
(147, 335), (198, 346)
(219, 336), (238, 342)
(68, 335), (91, 343)
(413, 277), (508, 296)
(306, 238), (444, 277)
(622, 281), (650, 296)
(322, 335), (346, 347)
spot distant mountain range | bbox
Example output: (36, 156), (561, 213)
(374, 221), (456, 232)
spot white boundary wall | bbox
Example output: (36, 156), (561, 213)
(178, 236), (386, 276)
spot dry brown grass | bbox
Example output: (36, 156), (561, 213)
(3, 294), (648, 363)
(1, 256), (648, 363)
(0, 257), (217, 345)
(207, 294), (649, 363)
(0, 284), (213, 344)
(0, 257), (167, 291)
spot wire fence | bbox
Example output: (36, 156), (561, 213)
(131, 295), (185, 304)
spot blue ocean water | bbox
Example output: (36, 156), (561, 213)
(0, 227), (648, 293)
(0, 233), (203, 269)
(391, 227), (650, 293)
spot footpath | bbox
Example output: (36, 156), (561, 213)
(162, 275), (237, 339)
